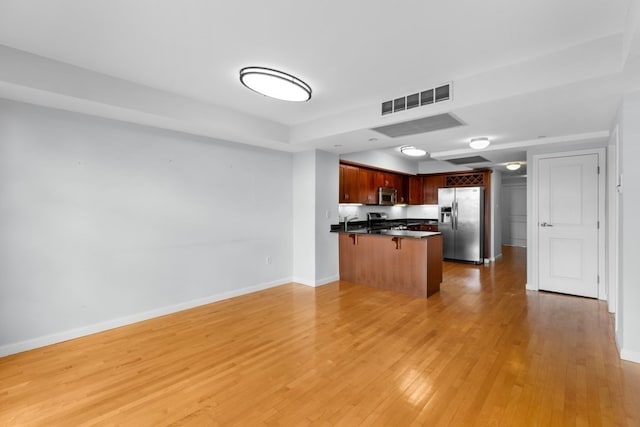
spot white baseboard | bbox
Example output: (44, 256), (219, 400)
(292, 276), (315, 287)
(293, 274), (340, 288)
(620, 348), (640, 364)
(0, 277), (291, 358)
(315, 274), (339, 287)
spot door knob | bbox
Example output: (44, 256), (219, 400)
(540, 222), (553, 227)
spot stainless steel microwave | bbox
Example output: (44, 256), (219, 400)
(378, 187), (397, 205)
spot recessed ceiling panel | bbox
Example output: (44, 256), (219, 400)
(446, 156), (490, 165)
(371, 113), (465, 138)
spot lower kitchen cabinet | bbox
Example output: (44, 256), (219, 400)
(338, 232), (442, 298)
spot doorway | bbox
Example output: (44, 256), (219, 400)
(531, 149), (605, 298)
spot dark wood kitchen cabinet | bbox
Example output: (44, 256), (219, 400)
(393, 174), (407, 203)
(339, 161), (408, 204)
(358, 168), (378, 204)
(408, 176), (423, 205)
(423, 175), (445, 205)
(375, 171), (394, 188)
(339, 164), (360, 203)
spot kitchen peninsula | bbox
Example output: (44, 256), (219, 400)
(334, 228), (443, 298)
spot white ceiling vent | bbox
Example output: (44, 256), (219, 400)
(445, 155), (491, 165)
(371, 113), (465, 138)
(382, 82), (452, 116)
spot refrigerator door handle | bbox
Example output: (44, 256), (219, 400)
(453, 200), (458, 230)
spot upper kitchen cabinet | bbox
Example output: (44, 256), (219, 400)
(375, 171), (394, 188)
(423, 175), (445, 205)
(408, 176), (423, 205)
(393, 174), (408, 204)
(338, 161), (411, 205)
(358, 168), (378, 204)
(339, 164), (359, 203)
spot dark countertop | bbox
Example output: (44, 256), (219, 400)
(330, 218), (438, 234)
(330, 218), (438, 233)
(332, 229), (440, 239)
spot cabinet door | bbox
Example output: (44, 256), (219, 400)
(423, 175), (445, 205)
(420, 224), (439, 232)
(340, 164), (360, 203)
(408, 176), (424, 205)
(358, 168), (378, 204)
(382, 172), (395, 188)
(394, 174), (407, 204)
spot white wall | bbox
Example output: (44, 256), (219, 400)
(292, 151), (316, 285)
(337, 204), (439, 222)
(340, 150), (417, 174)
(292, 149), (340, 286)
(315, 150), (339, 284)
(0, 99), (293, 355)
(617, 90), (640, 362)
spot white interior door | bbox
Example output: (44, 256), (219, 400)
(538, 154), (599, 298)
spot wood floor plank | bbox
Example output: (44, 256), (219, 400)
(1, 247), (639, 426)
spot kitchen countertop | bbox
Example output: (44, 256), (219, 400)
(330, 218), (438, 233)
(332, 229), (440, 239)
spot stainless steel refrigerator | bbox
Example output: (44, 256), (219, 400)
(438, 187), (484, 263)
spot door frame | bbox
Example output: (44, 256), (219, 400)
(606, 126), (620, 323)
(529, 148), (606, 298)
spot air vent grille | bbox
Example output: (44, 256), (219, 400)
(445, 156), (490, 165)
(382, 82), (452, 116)
(371, 113), (465, 138)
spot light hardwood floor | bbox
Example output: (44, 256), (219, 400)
(1, 247), (639, 426)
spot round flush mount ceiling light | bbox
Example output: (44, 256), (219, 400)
(400, 146), (427, 157)
(239, 67), (312, 102)
(506, 162), (522, 171)
(469, 137), (490, 150)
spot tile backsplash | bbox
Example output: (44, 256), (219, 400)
(338, 204), (438, 222)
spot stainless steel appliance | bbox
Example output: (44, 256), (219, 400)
(367, 212), (388, 230)
(438, 187), (484, 263)
(378, 187), (397, 205)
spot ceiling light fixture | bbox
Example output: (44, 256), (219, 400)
(239, 67), (312, 102)
(400, 146), (427, 157)
(506, 163), (521, 171)
(469, 137), (490, 150)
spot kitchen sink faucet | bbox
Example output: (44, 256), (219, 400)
(344, 216), (360, 231)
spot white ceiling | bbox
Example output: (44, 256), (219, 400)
(1, 0), (639, 171)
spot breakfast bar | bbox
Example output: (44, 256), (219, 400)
(336, 230), (443, 298)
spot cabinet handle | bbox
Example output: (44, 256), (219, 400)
(349, 234), (358, 245)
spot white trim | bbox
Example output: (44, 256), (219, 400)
(431, 131), (609, 159)
(607, 126), (620, 317)
(620, 349), (640, 364)
(530, 148), (606, 296)
(0, 277), (291, 358)
(315, 274), (340, 287)
(598, 149), (607, 301)
(484, 252), (502, 263)
(292, 276), (316, 287)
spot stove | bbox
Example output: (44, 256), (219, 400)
(367, 212), (389, 231)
